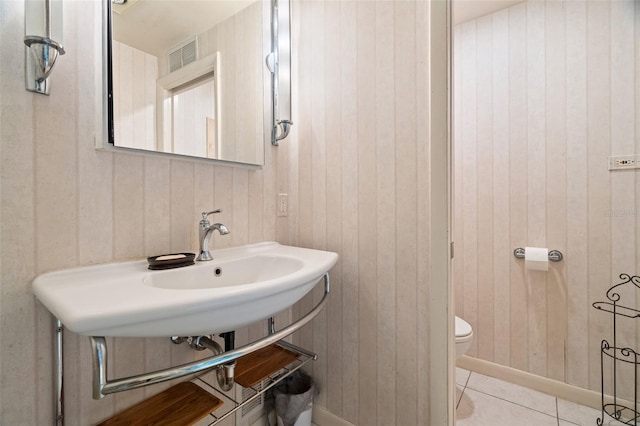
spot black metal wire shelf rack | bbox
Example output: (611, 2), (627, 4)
(593, 273), (640, 426)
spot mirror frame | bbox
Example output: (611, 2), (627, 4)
(99, 0), (280, 167)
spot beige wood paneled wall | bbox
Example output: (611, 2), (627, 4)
(453, 0), (639, 398)
(1, 0), (447, 424)
(112, 41), (157, 151)
(288, 1), (435, 424)
(0, 1), (286, 424)
(198, 1), (264, 164)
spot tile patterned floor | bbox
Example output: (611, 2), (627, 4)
(456, 368), (628, 426)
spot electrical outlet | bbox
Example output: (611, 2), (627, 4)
(277, 193), (288, 217)
(609, 155), (638, 170)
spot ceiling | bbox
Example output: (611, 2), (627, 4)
(112, 0), (256, 58)
(454, 0), (525, 25)
(113, 0), (525, 60)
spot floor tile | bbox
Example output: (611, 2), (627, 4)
(456, 388), (558, 426)
(456, 385), (464, 409)
(457, 367), (471, 386)
(557, 399), (627, 426)
(465, 372), (557, 417)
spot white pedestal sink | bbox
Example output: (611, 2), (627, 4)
(33, 242), (338, 337)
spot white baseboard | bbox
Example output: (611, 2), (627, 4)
(457, 355), (629, 411)
(312, 406), (355, 426)
(307, 356), (625, 425)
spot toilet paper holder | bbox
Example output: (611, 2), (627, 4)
(513, 248), (563, 262)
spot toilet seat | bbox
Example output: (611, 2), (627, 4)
(455, 316), (473, 358)
(455, 316), (473, 342)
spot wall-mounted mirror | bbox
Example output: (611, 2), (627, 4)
(103, 0), (273, 166)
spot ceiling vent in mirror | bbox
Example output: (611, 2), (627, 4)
(168, 37), (198, 73)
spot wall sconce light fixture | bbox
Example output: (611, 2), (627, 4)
(269, 0), (293, 146)
(24, 0), (66, 95)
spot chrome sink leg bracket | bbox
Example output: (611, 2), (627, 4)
(54, 319), (64, 426)
(88, 273), (330, 399)
(90, 337), (108, 399)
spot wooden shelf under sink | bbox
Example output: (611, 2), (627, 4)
(234, 344), (299, 388)
(97, 382), (223, 426)
(97, 344), (303, 426)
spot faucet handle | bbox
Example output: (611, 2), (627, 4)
(200, 209), (222, 227)
(201, 209), (222, 220)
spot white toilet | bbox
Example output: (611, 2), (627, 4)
(455, 316), (473, 358)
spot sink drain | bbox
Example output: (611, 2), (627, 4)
(214, 267), (222, 277)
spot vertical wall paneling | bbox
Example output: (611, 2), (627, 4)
(287, 0), (300, 250)
(455, 0), (640, 395)
(525, 0), (547, 378)
(635, 0), (640, 373)
(143, 157), (171, 256)
(415, 0), (432, 421)
(491, 8), (511, 367)
(475, 14), (495, 363)
(112, 155), (145, 413)
(355, 1), (377, 424)
(224, 18), (238, 160)
(461, 20), (479, 357)
(544, 0), (567, 383)
(142, 157), (174, 400)
(294, 0), (312, 371)
(609, 0), (636, 400)
(310, 0), (328, 408)
(394, 1), (418, 424)
(117, 44), (133, 148)
(169, 161), (195, 251)
(232, 168), (250, 246)
(76, 1), (120, 420)
(112, 42), (157, 152)
(564, 0), (589, 390)
(113, 154), (145, 259)
(375, 0), (396, 424)
(0, 1), (283, 423)
(248, 167), (265, 243)
(0, 0), (444, 423)
(292, 2), (315, 410)
(585, 0), (612, 392)
(213, 166), (234, 249)
(33, 3), (80, 421)
(291, 0), (435, 424)
(324, 0), (344, 416)
(339, 1), (359, 422)
(454, 26), (465, 321)
(507, 3), (528, 372)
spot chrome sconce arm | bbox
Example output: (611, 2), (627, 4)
(24, 0), (66, 95)
(268, 0), (293, 145)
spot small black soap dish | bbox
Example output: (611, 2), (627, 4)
(147, 253), (196, 270)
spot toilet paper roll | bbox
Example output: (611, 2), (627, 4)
(525, 247), (549, 271)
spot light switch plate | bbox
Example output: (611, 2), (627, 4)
(277, 193), (288, 217)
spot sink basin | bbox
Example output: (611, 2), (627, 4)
(147, 255), (304, 290)
(33, 242), (338, 337)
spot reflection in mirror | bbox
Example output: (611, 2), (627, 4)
(107, 0), (267, 165)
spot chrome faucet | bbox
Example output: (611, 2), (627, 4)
(197, 209), (230, 261)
